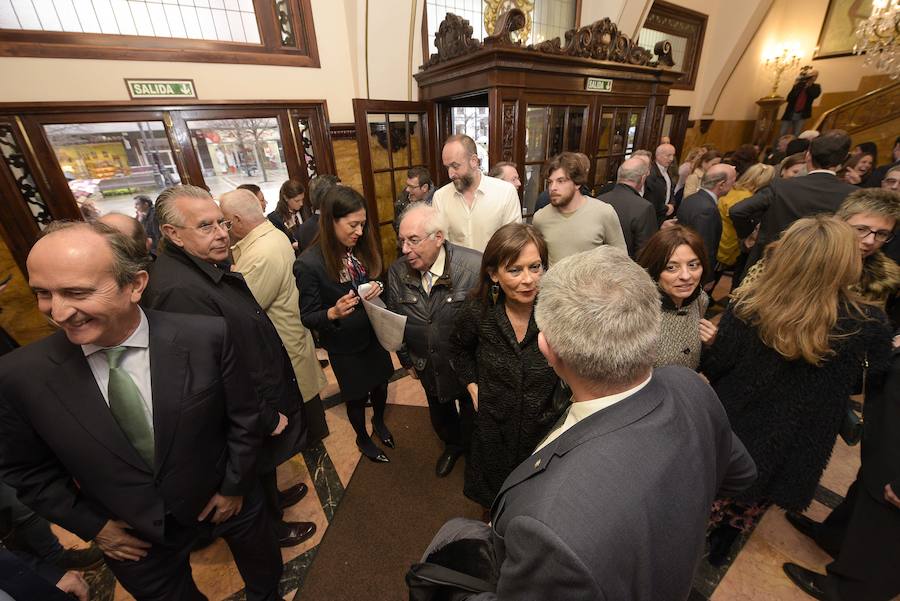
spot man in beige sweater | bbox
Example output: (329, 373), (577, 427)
(219, 189), (329, 443)
(533, 152), (627, 266)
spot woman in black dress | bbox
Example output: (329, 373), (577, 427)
(702, 215), (892, 564)
(295, 186), (394, 463)
(450, 223), (561, 510)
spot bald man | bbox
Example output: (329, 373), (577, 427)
(98, 212), (152, 256)
(597, 157), (657, 258)
(677, 163), (736, 278)
(645, 143), (677, 225)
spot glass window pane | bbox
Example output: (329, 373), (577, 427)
(612, 112), (627, 154)
(451, 107), (489, 172)
(594, 157), (608, 187)
(388, 113), (411, 170)
(43, 121), (182, 218)
(525, 106), (549, 163)
(547, 106), (565, 158)
(408, 113), (425, 167)
(597, 112), (613, 153)
(186, 117), (287, 201)
(366, 114), (391, 171)
(566, 107), (585, 152)
(373, 171), (395, 224)
(380, 224), (398, 267)
(625, 112), (640, 154)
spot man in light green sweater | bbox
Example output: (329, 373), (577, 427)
(533, 152), (627, 266)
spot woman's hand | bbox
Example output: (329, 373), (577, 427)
(362, 281), (384, 301)
(699, 318), (718, 346)
(467, 383), (479, 411)
(327, 290), (359, 320)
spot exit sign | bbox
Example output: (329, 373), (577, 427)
(586, 77), (613, 92)
(126, 79), (197, 99)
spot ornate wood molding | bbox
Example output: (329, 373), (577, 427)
(425, 9), (674, 69)
(329, 122), (357, 140)
(501, 102), (517, 162)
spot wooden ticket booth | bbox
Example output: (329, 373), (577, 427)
(354, 9), (681, 262)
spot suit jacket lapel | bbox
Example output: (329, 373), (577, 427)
(45, 334), (151, 473)
(146, 311), (188, 476)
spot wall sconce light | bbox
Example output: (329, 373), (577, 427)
(762, 43), (802, 97)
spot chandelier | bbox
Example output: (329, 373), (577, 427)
(854, 0), (900, 79)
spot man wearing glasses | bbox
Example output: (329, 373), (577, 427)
(144, 185), (316, 550)
(386, 202), (482, 477)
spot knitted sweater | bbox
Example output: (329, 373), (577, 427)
(653, 289), (709, 370)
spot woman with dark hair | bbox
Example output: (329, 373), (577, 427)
(637, 225), (717, 370)
(683, 150), (723, 197)
(727, 144), (760, 177)
(295, 186), (395, 463)
(839, 152), (876, 186)
(268, 179), (306, 252)
(450, 223), (561, 512)
(702, 216), (892, 565)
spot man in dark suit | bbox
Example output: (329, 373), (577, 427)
(143, 185), (315, 548)
(459, 246), (757, 600)
(783, 336), (900, 600)
(730, 130), (855, 272)
(0, 221), (282, 600)
(677, 163), (736, 275)
(598, 156), (657, 258)
(644, 143), (676, 225)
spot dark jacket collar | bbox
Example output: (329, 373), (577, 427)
(614, 182), (642, 196)
(659, 285), (701, 312)
(160, 241), (229, 283)
(401, 241), (457, 291)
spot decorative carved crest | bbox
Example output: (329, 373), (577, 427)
(425, 13), (482, 67)
(424, 9), (675, 69)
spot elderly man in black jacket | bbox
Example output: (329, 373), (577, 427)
(143, 185), (315, 548)
(598, 157), (656, 258)
(387, 202), (482, 477)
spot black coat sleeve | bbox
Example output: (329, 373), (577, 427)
(634, 203), (658, 258)
(295, 255), (339, 336)
(691, 206), (721, 266)
(700, 308), (746, 384)
(730, 186), (774, 239)
(450, 301), (481, 388)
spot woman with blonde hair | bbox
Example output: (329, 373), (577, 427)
(683, 149), (722, 197)
(716, 164), (775, 285)
(675, 146), (707, 195)
(702, 215), (892, 565)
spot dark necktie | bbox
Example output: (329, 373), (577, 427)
(104, 347), (154, 468)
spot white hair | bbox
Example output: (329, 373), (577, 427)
(535, 246), (661, 386)
(219, 188), (265, 221)
(400, 201), (448, 237)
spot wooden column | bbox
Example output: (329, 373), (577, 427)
(753, 96), (785, 151)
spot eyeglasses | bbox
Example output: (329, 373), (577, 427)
(398, 233), (434, 249)
(852, 224), (895, 243)
(175, 219), (232, 236)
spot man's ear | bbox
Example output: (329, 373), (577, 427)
(161, 223), (184, 248)
(129, 270), (150, 303)
(537, 332), (559, 368)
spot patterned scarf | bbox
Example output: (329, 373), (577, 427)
(344, 250), (368, 288)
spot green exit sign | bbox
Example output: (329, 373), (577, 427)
(126, 79), (197, 99)
(586, 77), (613, 92)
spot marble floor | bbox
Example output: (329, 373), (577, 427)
(51, 346), (866, 601)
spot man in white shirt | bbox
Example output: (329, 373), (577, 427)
(645, 143), (677, 225)
(432, 134), (521, 252)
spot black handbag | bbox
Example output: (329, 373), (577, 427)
(406, 562), (495, 601)
(839, 407), (862, 446)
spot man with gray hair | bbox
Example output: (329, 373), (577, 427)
(598, 157), (657, 258)
(386, 202), (482, 477)
(676, 163), (736, 278)
(457, 246), (756, 600)
(144, 184), (316, 548)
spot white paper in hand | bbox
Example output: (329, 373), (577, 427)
(356, 282), (407, 352)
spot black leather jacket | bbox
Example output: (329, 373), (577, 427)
(386, 242), (482, 403)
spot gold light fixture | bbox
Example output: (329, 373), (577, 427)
(761, 42), (802, 97)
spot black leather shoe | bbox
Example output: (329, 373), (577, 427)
(783, 563), (838, 600)
(707, 524), (741, 567)
(435, 450), (460, 477)
(54, 545), (105, 571)
(277, 521), (316, 547)
(372, 422), (395, 449)
(785, 512), (820, 540)
(357, 438), (389, 463)
(278, 482), (308, 509)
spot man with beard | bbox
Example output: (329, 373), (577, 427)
(533, 152), (626, 266)
(432, 134), (521, 253)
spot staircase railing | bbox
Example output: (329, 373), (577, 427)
(814, 81), (900, 133)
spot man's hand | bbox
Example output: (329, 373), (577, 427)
(94, 520), (151, 561)
(885, 484), (900, 509)
(198, 493), (243, 524)
(56, 571), (89, 601)
(407, 368), (419, 380)
(665, 203), (675, 216)
(271, 412), (288, 436)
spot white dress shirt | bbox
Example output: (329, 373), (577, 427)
(83, 308), (154, 431)
(533, 374), (652, 453)
(432, 174), (522, 252)
(421, 245), (446, 293)
(656, 163), (672, 204)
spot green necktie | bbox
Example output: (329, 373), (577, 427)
(104, 347), (154, 468)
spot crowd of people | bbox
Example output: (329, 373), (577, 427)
(0, 126), (897, 601)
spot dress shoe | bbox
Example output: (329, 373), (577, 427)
(707, 524), (741, 567)
(356, 437), (389, 463)
(785, 512), (821, 541)
(435, 450), (461, 477)
(783, 563), (839, 600)
(278, 482), (308, 509)
(372, 421), (395, 449)
(277, 520), (316, 547)
(54, 545), (105, 571)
